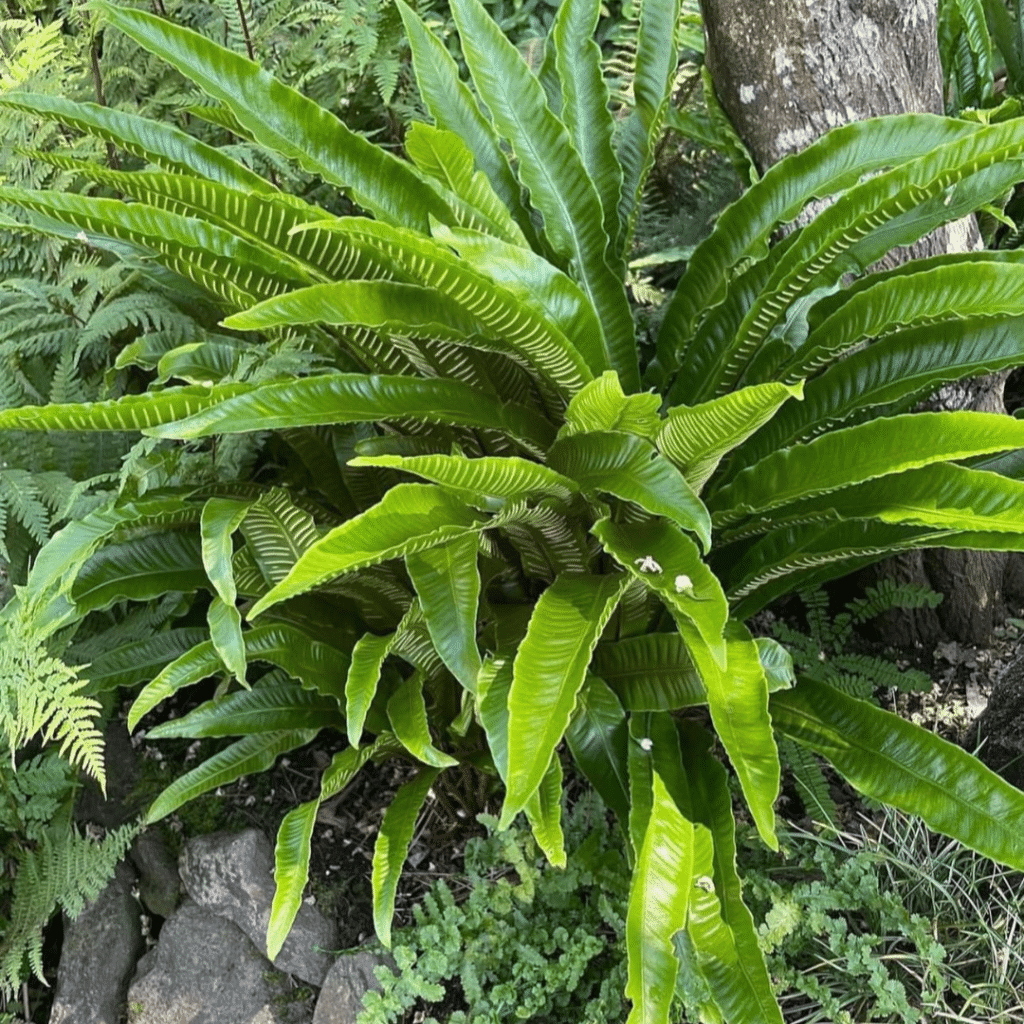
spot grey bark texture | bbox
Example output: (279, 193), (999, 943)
(699, 0), (1013, 644)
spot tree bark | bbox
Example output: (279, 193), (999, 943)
(699, 0), (1012, 644)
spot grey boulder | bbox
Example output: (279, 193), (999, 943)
(126, 900), (311, 1024)
(312, 950), (396, 1024)
(130, 827), (182, 919)
(179, 829), (336, 987)
(49, 861), (143, 1024)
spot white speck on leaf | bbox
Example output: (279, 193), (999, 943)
(635, 556), (662, 574)
(675, 575), (694, 595)
(639, 737), (653, 752)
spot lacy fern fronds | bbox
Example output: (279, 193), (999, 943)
(0, 604), (105, 789)
(0, 821), (139, 997)
(771, 585), (940, 826)
(0, 749), (74, 842)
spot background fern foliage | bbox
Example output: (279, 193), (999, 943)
(9, 1), (1024, 1020)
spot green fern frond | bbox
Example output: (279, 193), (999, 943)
(847, 580), (943, 625)
(0, 821), (139, 997)
(0, 606), (105, 787)
(778, 736), (838, 829)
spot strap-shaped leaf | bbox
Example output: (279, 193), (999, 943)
(627, 713), (656, 861)
(624, 771), (694, 1024)
(549, 432), (712, 552)
(145, 730), (317, 823)
(782, 257), (1024, 381)
(387, 673), (459, 768)
(696, 121), (1024, 397)
(71, 530), (206, 613)
(559, 371), (662, 439)
(201, 497), (252, 606)
(94, 1), (455, 233)
(592, 518), (728, 667)
(658, 382), (803, 494)
(0, 188), (311, 307)
(732, 314), (1024, 475)
(679, 723), (783, 1024)
(268, 798), (318, 961)
(616, 0), (681, 251)
(406, 535), (482, 693)
(722, 520), (945, 618)
(146, 680), (345, 738)
(430, 223), (608, 374)
(523, 752), (566, 868)
(208, 596), (247, 684)
(396, 0), (539, 248)
(675, 620), (779, 851)
(712, 411), (1024, 527)
(734, 458), (1024, 546)
(656, 115), (983, 387)
(145, 373), (555, 452)
(224, 278), (485, 338)
(372, 766), (441, 948)
(0, 92), (275, 192)
(772, 677), (1024, 871)
(82, 627), (209, 692)
(0, 383), (254, 433)
(346, 630), (400, 748)
(261, 218), (595, 396)
(8, 494), (202, 636)
(351, 452), (576, 506)
(591, 633), (704, 711)
(448, 0), (638, 390)
(249, 485), (490, 618)
(404, 122), (527, 246)
(565, 675), (631, 828)
(240, 489), (319, 588)
(500, 572), (629, 827)
(40, 163), (396, 286)
(477, 655), (514, 783)
(129, 623), (351, 730)
(551, 0), (622, 251)
(756, 638), (796, 693)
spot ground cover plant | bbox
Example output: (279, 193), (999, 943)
(10, 0), (1024, 1020)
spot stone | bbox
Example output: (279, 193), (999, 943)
(179, 829), (336, 987)
(973, 652), (1024, 789)
(126, 900), (310, 1024)
(49, 861), (144, 1024)
(312, 950), (396, 1024)
(130, 827), (182, 919)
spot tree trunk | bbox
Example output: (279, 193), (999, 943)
(699, 0), (1012, 645)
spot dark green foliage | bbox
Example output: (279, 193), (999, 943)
(7, 2), (1024, 1020)
(743, 825), (947, 1024)
(0, 820), (139, 996)
(773, 583), (939, 702)
(357, 792), (630, 1024)
(770, 583), (940, 827)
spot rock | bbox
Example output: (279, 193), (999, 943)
(312, 949), (396, 1024)
(179, 829), (336, 987)
(49, 861), (144, 1024)
(972, 652), (1024, 788)
(126, 901), (311, 1024)
(130, 827), (182, 919)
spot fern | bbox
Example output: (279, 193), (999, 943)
(0, 821), (139, 997)
(778, 736), (839, 829)
(772, 584), (941, 826)
(0, 604), (105, 789)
